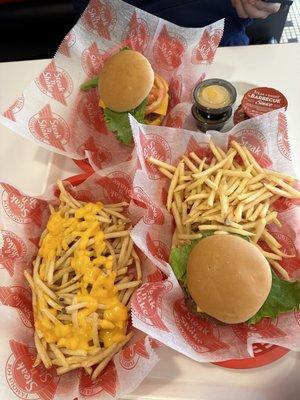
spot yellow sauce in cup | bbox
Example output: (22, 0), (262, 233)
(197, 85), (231, 109)
(192, 78), (237, 132)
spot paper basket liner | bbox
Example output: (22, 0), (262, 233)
(0, 0), (224, 171)
(129, 109), (300, 363)
(0, 161), (161, 400)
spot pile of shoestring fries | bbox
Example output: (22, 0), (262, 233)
(24, 180), (141, 379)
(148, 140), (300, 281)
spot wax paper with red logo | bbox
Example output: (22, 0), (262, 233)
(129, 109), (300, 362)
(0, 0), (223, 171)
(0, 162), (164, 399)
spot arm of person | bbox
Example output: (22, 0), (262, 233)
(231, 0), (282, 19)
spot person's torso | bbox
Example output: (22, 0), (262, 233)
(124, 0), (249, 46)
(73, 0), (250, 46)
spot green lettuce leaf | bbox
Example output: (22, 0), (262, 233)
(131, 98), (147, 123)
(170, 240), (197, 284)
(247, 270), (300, 325)
(170, 230), (216, 285)
(170, 232), (300, 326)
(104, 98), (147, 145)
(80, 76), (99, 91)
(104, 109), (133, 145)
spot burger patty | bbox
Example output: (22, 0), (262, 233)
(184, 295), (227, 326)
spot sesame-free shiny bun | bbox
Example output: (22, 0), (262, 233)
(98, 50), (154, 112)
(187, 235), (272, 324)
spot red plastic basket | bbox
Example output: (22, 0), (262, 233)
(214, 343), (289, 369)
(64, 172), (290, 370)
(73, 159), (94, 174)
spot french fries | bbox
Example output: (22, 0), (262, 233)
(148, 140), (300, 280)
(24, 181), (140, 379)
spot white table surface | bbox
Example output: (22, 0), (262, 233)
(1, 43), (300, 400)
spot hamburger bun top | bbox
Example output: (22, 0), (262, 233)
(187, 234), (272, 324)
(98, 50), (154, 112)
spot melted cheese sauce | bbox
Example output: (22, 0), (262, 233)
(35, 203), (128, 350)
(197, 85), (231, 109)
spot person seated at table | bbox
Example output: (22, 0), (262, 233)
(72, 0), (282, 46)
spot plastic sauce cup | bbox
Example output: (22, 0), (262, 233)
(192, 79), (237, 132)
(242, 87), (288, 118)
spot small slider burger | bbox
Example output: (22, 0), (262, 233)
(81, 49), (169, 144)
(187, 235), (272, 324)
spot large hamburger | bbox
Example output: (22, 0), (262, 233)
(81, 49), (169, 144)
(147, 140), (300, 327)
(170, 232), (300, 325)
(187, 234), (272, 324)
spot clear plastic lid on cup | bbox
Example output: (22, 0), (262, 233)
(193, 78), (237, 116)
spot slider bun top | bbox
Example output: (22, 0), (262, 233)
(98, 50), (155, 112)
(187, 234), (272, 324)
